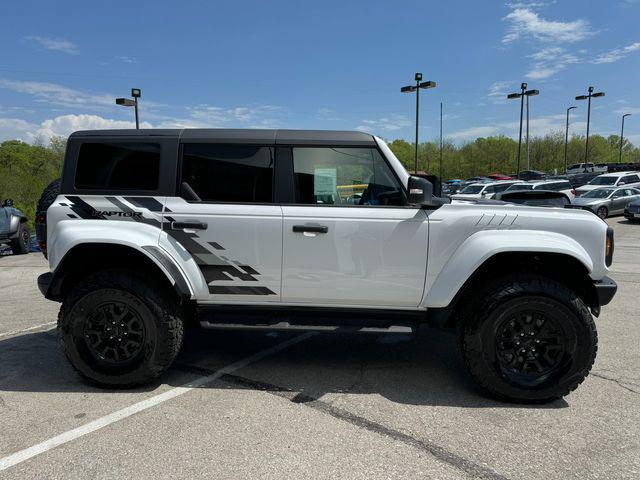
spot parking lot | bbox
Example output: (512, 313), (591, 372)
(0, 217), (638, 479)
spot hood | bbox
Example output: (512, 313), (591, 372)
(570, 196), (606, 207)
(452, 193), (482, 200)
(576, 184), (612, 194)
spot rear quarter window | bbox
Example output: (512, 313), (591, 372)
(75, 143), (160, 190)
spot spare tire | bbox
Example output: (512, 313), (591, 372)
(35, 178), (61, 258)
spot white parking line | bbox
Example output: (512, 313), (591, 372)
(0, 332), (314, 472)
(0, 321), (57, 339)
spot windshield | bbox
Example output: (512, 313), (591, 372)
(588, 177), (616, 185)
(459, 185), (484, 194)
(506, 184), (533, 191)
(582, 189), (613, 199)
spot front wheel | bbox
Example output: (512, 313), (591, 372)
(58, 271), (184, 387)
(10, 223), (30, 255)
(461, 276), (597, 403)
(596, 206), (608, 219)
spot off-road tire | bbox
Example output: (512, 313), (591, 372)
(35, 178), (61, 257)
(460, 275), (597, 403)
(596, 206), (608, 219)
(58, 270), (184, 387)
(10, 223), (30, 255)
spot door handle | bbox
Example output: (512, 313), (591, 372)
(170, 221), (208, 231)
(292, 224), (328, 234)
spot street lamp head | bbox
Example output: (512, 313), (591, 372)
(592, 92), (605, 98)
(415, 72), (423, 81)
(131, 88), (141, 98)
(401, 85), (416, 93)
(525, 89), (539, 96)
(568, 106), (577, 111)
(419, 80), (436, 89)
(507, 93), (522, 99)
(115, 97), (136, 107)
(623, 113), (632, 118)
(575, 95), (588, 101)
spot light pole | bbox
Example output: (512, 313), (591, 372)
(439, 101), (443, 183)
(116, 88), (142, 129)
(401, 73), (436, 174)
(508, 83), (526, 178)
(564, 106), (577, 174)
(575, 86), (605, 171)
(620, 113), (631, 163)
(525, 88), (539, 170)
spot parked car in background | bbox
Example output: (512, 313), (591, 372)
(504, 179), (576, 199)
(518, 170), (546, 181)
(565, 171), (601, 189)
(624, 197), (640, 222)
(465, 176), (492, 183)
(566, 163), (608, 175)
(488, 173), (513, 180)
(0, 198), (30, 255)
(575, 172), (640, 196)
(497, 190), (571, 208)
(566, 187), (640, 219)
(452, 181), (521, 200)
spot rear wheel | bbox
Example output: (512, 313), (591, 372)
(35, 178), (61, 258)
(460, 276), (597, 403)
(596, 206), (608, 219)
(10, 223), (30, 255)
(58, 271), (184, 387)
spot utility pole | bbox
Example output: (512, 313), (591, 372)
(439, 102), (443, 182)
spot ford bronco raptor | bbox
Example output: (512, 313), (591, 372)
(36, 129), (617, 403)
(0, 198), (30, 255)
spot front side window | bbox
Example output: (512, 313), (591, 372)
(75, 142), (160, 190)
(460, 184), (485, 194)
(292, 147), (405, 206)
(492, 183), (512, 193)
(589, 177), (616, 186)
(181, 144), (273, 203)
(620, 175), (639, 184)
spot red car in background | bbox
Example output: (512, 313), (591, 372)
(488, 173), (513, 180)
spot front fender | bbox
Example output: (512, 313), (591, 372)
(423, 230), (594, 308)
(48, 220), (194, 298)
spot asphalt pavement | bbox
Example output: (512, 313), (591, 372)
(0, 217), (638, 479)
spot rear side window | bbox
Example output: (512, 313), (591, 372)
(75, 143), (160, 190)
(493, 183), (511, 193)
(180, 144), (273, 203)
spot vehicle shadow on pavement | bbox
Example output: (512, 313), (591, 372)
(0, 327), (569, 409)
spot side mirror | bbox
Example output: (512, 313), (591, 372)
(2, 199), (14, 207)
(481, 191), (487, 197)
(407, 176), (450, 209)
(618, 181), (626, 186)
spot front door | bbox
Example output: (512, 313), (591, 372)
(281, 146), (428, 307)
(162, 143), (282, 303)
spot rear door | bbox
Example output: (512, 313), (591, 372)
(162, 142), (282, 303)
(280, 146), (428, 307)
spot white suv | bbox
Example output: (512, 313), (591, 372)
(451, 181), (521, 200)
(36, 129), (617, 403)
(504, 179), (577, 199)
(576, 171), (640, 196)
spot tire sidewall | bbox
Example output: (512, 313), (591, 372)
(60, 286), (164, 386)
(463, 279), (597, 402)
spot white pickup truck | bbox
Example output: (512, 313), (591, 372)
(566, 162), (608, 175)
(36, 129), (617, 403)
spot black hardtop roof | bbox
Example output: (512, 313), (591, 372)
(69, 128), (376, 146)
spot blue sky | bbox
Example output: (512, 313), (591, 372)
(0, 0), (639, 145)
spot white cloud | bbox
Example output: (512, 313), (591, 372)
(184, 104), (282, 128)
(115, 56), (138, 64)
(0, 79), (114, 108)
(487, 81), (512, 103)
(355, 115), (411, 133)
(24, 36), (79, 55)
(525, 47), (580, 79)
(614, 106), (640, 115)
(0, 114), (152, 142)
(591, 42), (640, 64)
(502, 8), (595, 44)
(448, 126), (502, 141)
